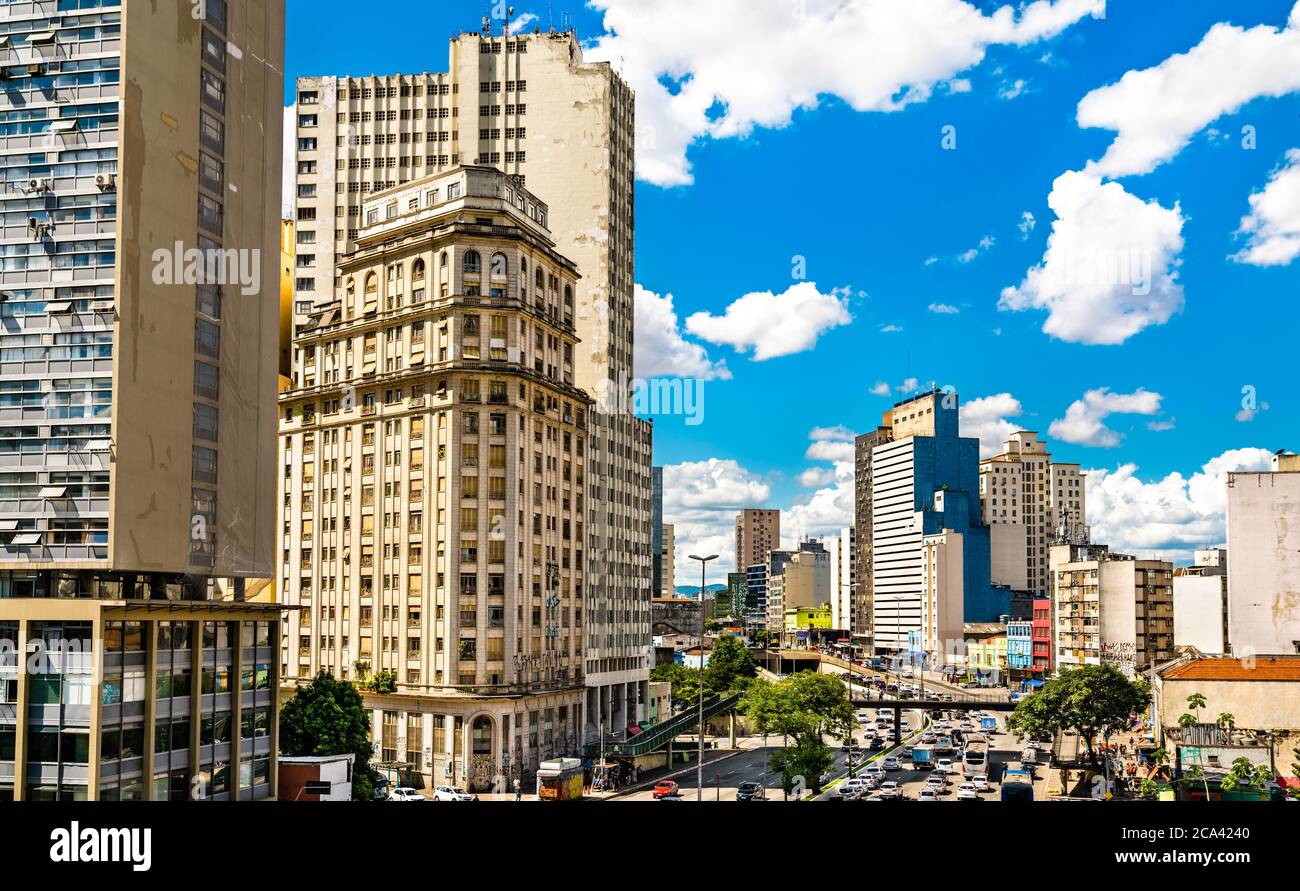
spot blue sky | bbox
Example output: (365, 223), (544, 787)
(286, 1), (1300, 576)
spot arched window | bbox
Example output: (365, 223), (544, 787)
(535, 268), (544, 290)
(440, 251), (448, 268)
(490, 252), (507, 278)
(463, 250), (481, 274)
(412, 259), (426, 282)
(363, 273), (377, 296)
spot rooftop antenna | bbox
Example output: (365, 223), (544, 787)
(548, 0), (554, 33)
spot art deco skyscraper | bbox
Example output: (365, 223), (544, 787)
(291, 26), (649, 744)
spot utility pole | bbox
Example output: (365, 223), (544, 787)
(689, 553), (718, 802)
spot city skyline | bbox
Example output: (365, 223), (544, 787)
(284, 1), (1300, 582)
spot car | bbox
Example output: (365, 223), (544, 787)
(935, 719), (951, 729)
(433, 785), (475, 802)
(652, 780), (680, 800)
(918, 787), (939, 801)
(869, 737), (886, 750)
(956, 783), (979, 800)
(862, 764), (884, 778)
(921, 731), (937, 744)
(899, 722), (912, 733)
(936, 758), (954, 772)
(856, 712), (872, 724)
(736, 782), (765, 801)
(862, 774), (882, 790)
(902, 746), (915, 758)
(971, 774), (991, 792)
(878, 781), (900, 796)
(388, 787), (425, 802)
(877, 787), (901, 800)
(862, 722), (879, 733)
(941, 694), (955, 702)
(881, 756), (900, 771)
(930, 768), (951, 783)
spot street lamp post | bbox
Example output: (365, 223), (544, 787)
(688, 553), (718, 802)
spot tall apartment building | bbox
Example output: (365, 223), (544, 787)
(651, 465), (663, 598)
(735, 508), (780, 575)
(0, 0), (285, 801)
(979, 431), (1086, 597)
(744, 562), (769, 635)
(291, 27), (650, 744)
(765, 541), (828, 631)
(871, 391), (998, 655)
(828, 527), (855, 633)
(1031, 598), (1053, 676)
(853, 426), (893, 647)
(659, 524), (675, 597)
(1049, 543), (1174, 677)
(1227, 454), (1300, 656)
(1173, 548), (1229, 654)
(278, 167), (595, 791)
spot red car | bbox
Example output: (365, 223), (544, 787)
(652, 780), (679, 799)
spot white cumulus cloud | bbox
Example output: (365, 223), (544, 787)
(959, 393), (1024, 458)
(1232, 148), (1300, 266)
(1085, 447), (1274, 560)
(929, 303), (961, 314)
(685, 282), (853, 361)
(633, 285), (732, 380)
(1077, 3), (1300, 179)
(662, 459), (772, 577)
(586, 0), (1106, 186)
(999, 170), (1185, 345)
(1048, 387), (1163, 448)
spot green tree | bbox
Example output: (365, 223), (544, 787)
(768, 734), (834, 795)
(741, 672), (854, 741)
(649, 662), (699, 711)
(1006, 665), (1149, 766)
(1137, 777), (1160, 800)
(1216, 713), (1235, 734)
(702, 635), (757, 695)
(280, 671), (378, 801)
(1217, 757), (1274, 797)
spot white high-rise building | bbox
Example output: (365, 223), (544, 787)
(1174, 548), (1229, 654)
(828, 528), (856, 633)
(979, 431), (1086, 598)
(291, 27), (651, 743)
(1227, 456), (1300, 656)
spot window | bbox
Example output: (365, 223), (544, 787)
(490, 253), (507, 277)
(195, 320), (220, 359)
(463, 250), (481, 274)
(193, 404), (219, 442)
(194, 361), (219, 400)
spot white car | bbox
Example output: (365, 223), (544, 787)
(862, 764), (884, 778)
(918, 787), (939, 801)
(388, 787), (425, 802)
(433, 785), (475, 802)
(878, 781), (900, 795)
(862, 722), (879, 733)
(936, 758), (954, 772)
(856, 713), (872, 724)
(956, 783), (979, 800)
(929, 768), (950, 784)
(881, 756), (900, 771)
(971, 773), (991, 792)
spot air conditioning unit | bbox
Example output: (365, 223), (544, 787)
(95, 173), (116, 192)
(25, 178), (51, 194)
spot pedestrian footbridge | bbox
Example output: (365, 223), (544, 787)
(584, 692), (743, 758)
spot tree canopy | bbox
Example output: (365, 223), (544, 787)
(1006, 665), (1149, 764)
(280, 671), (378, 801)
(741, 671), (854, 741)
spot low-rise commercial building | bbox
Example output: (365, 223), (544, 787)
(1150, 653), (1300, 781)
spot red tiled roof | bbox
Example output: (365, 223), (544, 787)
(1161, 656), (1300, 682)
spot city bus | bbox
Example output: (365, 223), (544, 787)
(1001, 768), (1034, 801)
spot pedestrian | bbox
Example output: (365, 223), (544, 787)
(514, 778), (522, 802)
